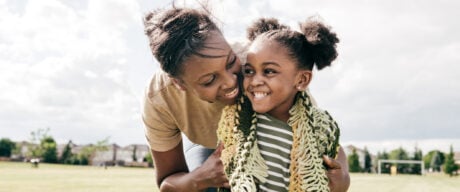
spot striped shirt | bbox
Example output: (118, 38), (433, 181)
(256, 114), (293, 192)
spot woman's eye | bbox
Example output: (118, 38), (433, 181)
(202, 75), (215, 86)
(226, 55), (237, 70)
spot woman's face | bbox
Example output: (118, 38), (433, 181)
(176, 31), (242, 105)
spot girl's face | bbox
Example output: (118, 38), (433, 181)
(175, 31), (242, 105)
(243, 39), (310, 121)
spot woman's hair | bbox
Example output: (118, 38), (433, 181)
(143, 8), (220, 77)
(246, 17), (339, 70)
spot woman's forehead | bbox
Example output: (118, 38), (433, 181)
(197, 31), (232, 57)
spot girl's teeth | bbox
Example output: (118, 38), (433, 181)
(254, 92), (267, 99)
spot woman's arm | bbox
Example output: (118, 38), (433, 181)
(152, 141), (229, 192)
(324, 147), (350, 192)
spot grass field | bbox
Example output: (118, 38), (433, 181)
(349, 173), (460, 192)
(1, 161), (459, 192)
(0, 161), (159, 192)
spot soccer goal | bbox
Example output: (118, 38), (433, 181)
(377, 159), (424, 175)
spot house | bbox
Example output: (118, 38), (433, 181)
(57, 141), (80, 157)
(91, 144), (150, 167)
(455, 152), (460, 166)
(10, 141), (37, 161)
(343, 145), (366, 168)
(10, 140), (151, 167)
(91, 143), (121, 166)
(343, 145), (377, 172)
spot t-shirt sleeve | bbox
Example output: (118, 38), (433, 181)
(142, 90), (181, 152)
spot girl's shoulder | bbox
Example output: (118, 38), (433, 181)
(311, 106), (340, 158)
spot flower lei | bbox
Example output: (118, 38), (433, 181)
(217, 91), (340, 192)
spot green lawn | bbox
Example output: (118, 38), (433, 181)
(0, 161), (159, 192)
(349, 173), (460, 192)
(1, 161), (459, 192)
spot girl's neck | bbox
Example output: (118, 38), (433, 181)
(267, 111), (290, 123)
(266, 91), (299, 123)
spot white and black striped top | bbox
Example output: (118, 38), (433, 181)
(256, 114), (293, 192)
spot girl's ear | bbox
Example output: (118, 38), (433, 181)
(296, 70), (312, 91)
(171, 77), (187, 91)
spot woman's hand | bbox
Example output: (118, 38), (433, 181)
(153, 142), (229, 192)
(323, 147), (350, 192)
(191, 143), (229, 189)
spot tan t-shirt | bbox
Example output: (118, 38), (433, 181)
(143, 70), (225, 152)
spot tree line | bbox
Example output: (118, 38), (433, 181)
(347, 146), (459, 176)
(0, 128), (153, 166)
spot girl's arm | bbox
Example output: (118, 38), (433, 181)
(324, 147), (350, 192)
(152, 142), (229, 192)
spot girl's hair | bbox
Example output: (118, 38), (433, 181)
(143, 8), (220, 77)
(247, 17), (339, 70)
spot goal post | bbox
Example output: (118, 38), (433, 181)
(377, 159), (424, 175)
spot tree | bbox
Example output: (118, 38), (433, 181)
(132, 145), (137, 162)
(41, 136), (58, 163)
(60, 140), (73, 164)
(28, 128), (50, 158)
(0, 138), (16, 157)
(411, 147), (423, 174)
(144, 152), (153, 167)
(444, 145), (459, 176)
(348, 149), (361, 172)
(77, 138), (109, 165)
(425, 150), (445, 172)
(363, 147), (372, 173)
(377, 150), (390, 173)
(389, 147), (410, 174)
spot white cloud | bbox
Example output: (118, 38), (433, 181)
(1, 0), (459, 153)
(209, 0), (460, 153)
(0, 0), (146, 145)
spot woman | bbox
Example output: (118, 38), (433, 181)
(142, 7), (350, 192)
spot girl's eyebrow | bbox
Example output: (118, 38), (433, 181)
(261, 61), (281, 67)
(243, 61), (280, 67)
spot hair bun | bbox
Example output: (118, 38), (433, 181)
(247, 18), (288, 41)
(300, 19), (339, 70)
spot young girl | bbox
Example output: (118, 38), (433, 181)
(217, 18), (342, 191)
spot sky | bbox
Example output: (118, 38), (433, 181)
(0, 0), (459, 155)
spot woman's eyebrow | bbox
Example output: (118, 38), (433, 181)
(224, 50), (234, 62)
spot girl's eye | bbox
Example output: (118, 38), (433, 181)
(201, 75), (216, 86)
(242, 66), (254, 76)
(264, 68), (277, 75)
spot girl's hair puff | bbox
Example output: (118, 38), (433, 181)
(246, 18), (289, 41)
(300, 18), (339, 70)
(247, 17), (339, 71)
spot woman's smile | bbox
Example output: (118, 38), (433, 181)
(223, 87), (239, 98)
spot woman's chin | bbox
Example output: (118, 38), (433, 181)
(217, 97), (237, 105)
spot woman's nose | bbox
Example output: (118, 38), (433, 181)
(221, 72), (237, 89)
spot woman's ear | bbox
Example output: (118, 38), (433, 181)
(171, 77), (187, 91)
(296, 70), (312, 91)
